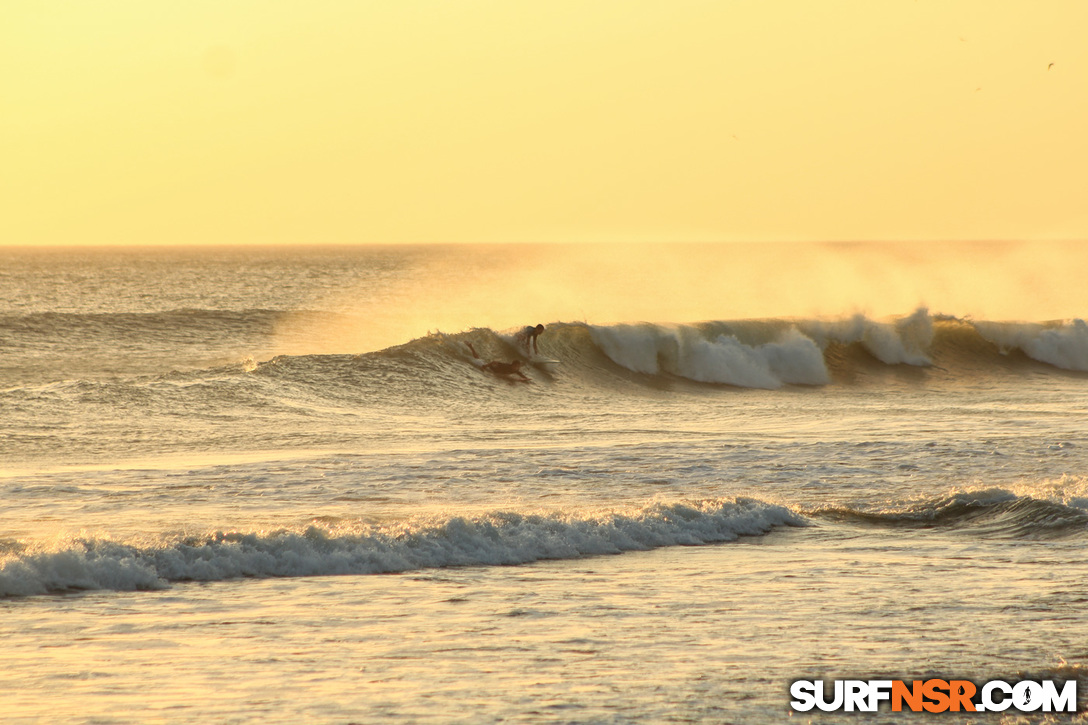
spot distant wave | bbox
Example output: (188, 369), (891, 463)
(809, 488), (1088, 539)
(0, 498), (802, 597)
(0, 308), (293, 340)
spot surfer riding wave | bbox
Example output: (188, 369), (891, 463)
(515, 324), (545, 356)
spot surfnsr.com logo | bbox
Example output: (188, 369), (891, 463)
(790, 679), (1077, 713)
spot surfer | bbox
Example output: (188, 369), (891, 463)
(516, 324), (545, 355)
(466, 343), (530, 382)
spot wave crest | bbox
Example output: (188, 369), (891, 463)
(810, 487), (1088, 538)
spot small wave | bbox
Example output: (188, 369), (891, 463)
(0, 498), (803, 597)
(810, 488), (1088, 538)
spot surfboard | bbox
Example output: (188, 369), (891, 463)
(531, 356), (561, 365)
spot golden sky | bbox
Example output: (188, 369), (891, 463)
(2, 1), (1085, 246)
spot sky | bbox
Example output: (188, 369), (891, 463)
(2, 1), (1086, 247)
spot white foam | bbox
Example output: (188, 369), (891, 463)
(589, 323), (668, 375)
(1003, 475), (1088, 512)
(589, 323), (829, 388)
(753, 328), (832, 385)
(800, 308), (934, 366)
(974, 318), (1088, 371)
(0, 499), (804, 596)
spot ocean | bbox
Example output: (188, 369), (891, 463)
(2, 242), (1087, 724)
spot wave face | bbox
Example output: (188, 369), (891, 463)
(0, 499), (802, 596)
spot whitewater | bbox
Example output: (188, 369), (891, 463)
(2, 243), (1087, 724)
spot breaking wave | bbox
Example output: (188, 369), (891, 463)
(424, 310), (1088, 390)
(973, 318), (1088, 372)
(0, 498), (803, 597)
(5, 309), (1087, 400)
